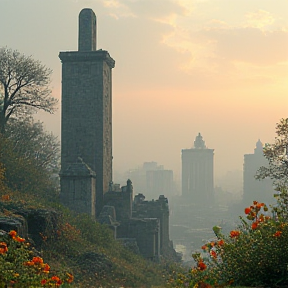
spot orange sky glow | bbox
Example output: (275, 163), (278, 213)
(1, 0), (288, 188)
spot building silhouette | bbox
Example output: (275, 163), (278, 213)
(243, 140), (274, 207)
(57, 9), (179, 261)
(126, 162), (175, 200)
(181, 133), (214, 205)
(59, 8), (115, 216)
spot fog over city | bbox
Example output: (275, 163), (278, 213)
(1, 0), (288, 185)
(2, 0), (288, 278)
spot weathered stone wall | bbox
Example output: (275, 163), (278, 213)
(103, 189), (132, 221)
(133, 195), (170, 253)
(60, 159), (96, 217)
(59, 8), (115, 216)
(118, 218), (160, 260)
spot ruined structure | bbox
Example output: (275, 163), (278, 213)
(182, 133), (214, 205)
(59, 8), (115, 215)
(59, 9), (178, 261)
(101, 182), (177, 261)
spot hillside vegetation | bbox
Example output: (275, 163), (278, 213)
(0, 125), (171, 288)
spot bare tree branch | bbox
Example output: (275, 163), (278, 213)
(0, 47), (58, 133)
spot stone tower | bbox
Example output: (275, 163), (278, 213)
(182, 133), (214, 205)
(59, 8), (115, 216)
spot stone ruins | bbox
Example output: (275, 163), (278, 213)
(59, 8), (179, 261)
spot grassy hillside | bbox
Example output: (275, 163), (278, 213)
(0, 187), (171, 288)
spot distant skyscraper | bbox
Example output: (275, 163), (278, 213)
(243, 140), (274, 206)
(146, 169), (174, 199)
(181, 133), (214, 205)
(126, 162), (175, 199)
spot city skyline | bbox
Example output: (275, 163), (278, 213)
(1, 0), (287, 181)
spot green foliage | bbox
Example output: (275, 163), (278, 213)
(0, 230), (73, 287)
(256, 118), (288, 188)
(0, 175), (168, 288)
(0, 108), (170, 288)
(0, 121), (59, 201)
(171, 196), (288, 288)
(5, 118), (60, 174)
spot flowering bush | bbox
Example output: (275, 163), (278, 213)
(171, 194), (288, 287)
(0, 230), (73, 287)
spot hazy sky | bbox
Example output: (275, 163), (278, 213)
(1, 0), (288, 182)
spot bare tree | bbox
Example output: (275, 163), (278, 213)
(0, 47), (58, 133)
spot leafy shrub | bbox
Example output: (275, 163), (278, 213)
(0, 230), (73, 288)
(171, 191), (288, 287)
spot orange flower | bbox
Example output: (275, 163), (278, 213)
(1, 194), (10, 201)
(244, 207), (251, 214)
(210, 250), (217, 259)
(251, 222), (258, 230)
(66, 273), (74, 283)
(253, 201), (258, 205)
(51, 276), (61, 282)
(43, 263), (50, 273)
(273, 231), (282, 237)
(230, 230), (240, 238)
(32, 256), (44, 264)
(24, 261), (35, 266)
(14, 236), (25, 243)
(217, 239), (224, 246)
(0, 242), (8, 254)
(201, 245), (208, 250)
(198, 261), (207, 271)
(41, 279), (47, 285)
(256, 203), (264, 210)
(9, 230), (17, 238)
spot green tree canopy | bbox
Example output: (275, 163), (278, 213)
(256, 118), (288, 188)
(0, 119), (60, 201)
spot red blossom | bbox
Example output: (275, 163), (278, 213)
(230, 230), (240, 238)
(198, 261), (207, 271)
(0, 242), (8, 254)
(244, 207), (251, 214)
(273, 231), (282, 237)
(9, 230), (17, 238)
(217, 239), (224, 246)
(251, 222), (258, 230)
(210, 250), (217, 259)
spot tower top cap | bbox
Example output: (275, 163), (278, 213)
(194, 133), (206, 149)
(254, 139), (263, 154)
(78, 8), (97, 51)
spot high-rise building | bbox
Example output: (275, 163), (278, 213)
(181, 133), (214, 205)
(146, 169), (174, 199)
(126, 162), (175, 199)
(59, 9), (115, 216)
(243, 140), (274, 207)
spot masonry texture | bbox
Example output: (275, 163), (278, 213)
(59, 8), (180, 262)
(59, 8), (115, 215)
